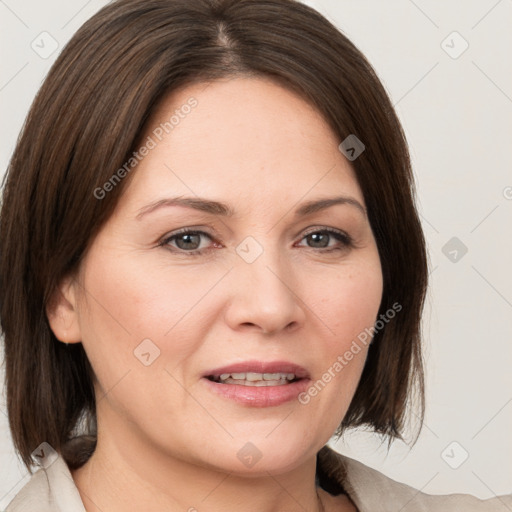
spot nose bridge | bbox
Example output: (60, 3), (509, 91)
(226, 234), (305, 333)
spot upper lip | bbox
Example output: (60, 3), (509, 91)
(204, 361), (310, 379)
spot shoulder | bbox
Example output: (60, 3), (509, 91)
(5, 454), (85, 512)
(317, 445), (512, 512)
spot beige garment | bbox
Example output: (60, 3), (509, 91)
(317, 446), (512, 511)
(5, 446), (512, 511)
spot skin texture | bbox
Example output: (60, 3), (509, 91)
(47, 77), (383, 512)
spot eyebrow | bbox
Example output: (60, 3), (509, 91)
(135, 195), (366, 220)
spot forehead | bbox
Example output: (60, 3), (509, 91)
(119, 77), (364, 213)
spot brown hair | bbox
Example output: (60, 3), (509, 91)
(0, 0), (427, 472)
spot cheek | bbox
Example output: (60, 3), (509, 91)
(75, 249), (227, 383)
(311, 259), (383, 349)
(81, 257), (201, 336)
(299, 255), (382, 422)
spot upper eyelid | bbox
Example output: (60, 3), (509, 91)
(164, 225), (348, 238)
(299, 226), (349, 238)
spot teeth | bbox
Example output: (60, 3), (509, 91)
(216, 372), (297, 384)
(222, 378), (287, 386)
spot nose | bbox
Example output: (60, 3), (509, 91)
(223, 244), (307, 335)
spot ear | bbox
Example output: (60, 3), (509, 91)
(46, 276), (82, 344)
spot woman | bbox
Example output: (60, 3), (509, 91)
(0, 0), (509, 511)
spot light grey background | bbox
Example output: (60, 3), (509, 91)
(1, 0), (511, 508)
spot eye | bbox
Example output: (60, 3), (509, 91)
(159, 229), (217, 254)
(296, 228), (352, 251)
(159, 227), (353, 256)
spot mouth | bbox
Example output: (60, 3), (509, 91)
(202, 361), (310, 407)
(207, 372), (301, 386)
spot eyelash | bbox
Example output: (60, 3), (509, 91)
(158, 227), (354, 256)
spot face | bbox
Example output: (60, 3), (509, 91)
(55, 77), (383, 475)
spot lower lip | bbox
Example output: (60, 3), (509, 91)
(202, 378), (310, 407)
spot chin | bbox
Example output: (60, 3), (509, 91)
(194, 430), (323, 477)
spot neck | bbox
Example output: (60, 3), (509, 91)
(71, 424), (327, 512)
